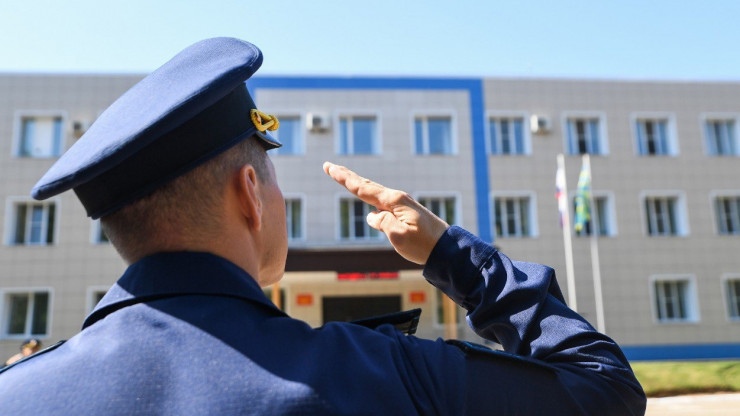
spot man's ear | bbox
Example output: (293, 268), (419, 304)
(235, 164), (262, 231)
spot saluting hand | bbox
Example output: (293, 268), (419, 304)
(323, 162), (449, 265)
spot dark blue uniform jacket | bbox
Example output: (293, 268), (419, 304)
(0, 226), (646, 414)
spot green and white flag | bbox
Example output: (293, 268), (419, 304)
(574, 158), (591, 233)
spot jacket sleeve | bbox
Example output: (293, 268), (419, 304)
(423, 226), (647, 415)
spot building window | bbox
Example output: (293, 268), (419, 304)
(91, 220), (110, 244)
(338, 115), (378, 155)
(488, 117), (526, 155)
(566, 117), (605, 155)
(704, 119), (738, 156)
(644, 195), (685, 236)
(339, 199), (381, 240)
(572, 195), (614, 236)
(88, 288), (107, 313)
(270, 116), (302, 155)
(285, 198), (304, 240)
(652, 278), (697, 323)
(419, 196), (457, 225)
(725, 278), (740, 320)
(636, 118), (674, 156)
(715, 196), (740, 235)
(92, 291), (106, 305)
(16, 115), (64, 158)
(414, 116), (453, 155)
(7, 201), (57, 246)
(2, 291), (50, 337)
(493, 195), (535, 238)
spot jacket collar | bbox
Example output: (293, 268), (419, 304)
(83, 251), (284, 329)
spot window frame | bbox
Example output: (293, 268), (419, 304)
(721, 274), (740, 322)
(266, 111), (305, 156)
(0, 287), (53, 339)
(485, 110), (532, 156)
(334, 195), (386, 242)
(410, 110), (458, 156)
(4, 197), (61, 246)
(709, 190), (740, 236)
(700, 113), (740, 157)
(568, 191), (618, 237)
(414, 192), (462, 226)
(283, 193), (307, 242)
(639, 191), (689, 237)
(562, 111), (609, 156)
(86, 286), (109, 314)
(630, 112), (679, 157)
(334, 111), (382, 156)
(490, 191), (539, 238)
(90, 219), (111, 245)
(11, 110), (68, 158)
(649, 275), (700, 324)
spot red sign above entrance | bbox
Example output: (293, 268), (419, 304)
(337, 272), (399, 281)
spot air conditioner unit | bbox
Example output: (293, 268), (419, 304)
(530, 115), (551, 135)
(306, 112), (331, 133)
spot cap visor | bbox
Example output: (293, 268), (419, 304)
(255, 131), (281, 149)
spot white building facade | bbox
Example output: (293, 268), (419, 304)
(1, 74), (739, 360)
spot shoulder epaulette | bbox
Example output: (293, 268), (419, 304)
(350, 309), (422, 335)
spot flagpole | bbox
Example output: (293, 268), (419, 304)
(557, 154), (578, 311)
(584, 154), (606, 333)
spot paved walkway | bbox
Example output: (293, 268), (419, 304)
(646, 393), (740, 415)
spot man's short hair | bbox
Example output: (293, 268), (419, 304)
(101, 137), (269, 262)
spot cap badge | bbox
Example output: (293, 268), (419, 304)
(250, 109), (280, 133)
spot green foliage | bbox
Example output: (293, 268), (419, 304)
(631, 361), (740, 397)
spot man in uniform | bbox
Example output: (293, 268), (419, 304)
(0, 38), (646, 415)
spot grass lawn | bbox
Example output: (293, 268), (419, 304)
(631, 360), (740, 397)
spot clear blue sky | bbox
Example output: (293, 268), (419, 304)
(2, 0), (739, 80)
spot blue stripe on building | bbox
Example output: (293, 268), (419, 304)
(249, 76), (493, 243)
(623, 343), (740, 361)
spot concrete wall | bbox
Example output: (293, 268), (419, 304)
(1, 74), (739, 360)
(0, 75), (141, 358)
(483, 78), (740, 349)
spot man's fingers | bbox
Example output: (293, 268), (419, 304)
(323, 161), (449, 265)
(322, 161), (335, 176)
(323, 162), (390, 208)
(366, 210), (399, 233)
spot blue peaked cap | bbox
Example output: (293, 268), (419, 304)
(31, 37), (281, 219)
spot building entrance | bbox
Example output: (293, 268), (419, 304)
(322, 295), (401, 324)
